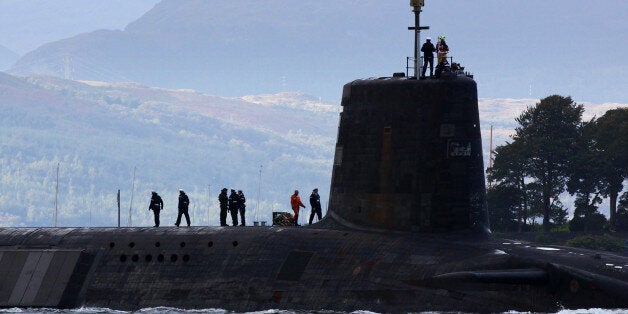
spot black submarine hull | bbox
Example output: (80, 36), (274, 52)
(1, 221), (628, 312)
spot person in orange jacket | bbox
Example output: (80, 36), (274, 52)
(290, 190), (306, 226)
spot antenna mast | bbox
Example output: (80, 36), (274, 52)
(409, 0), (428, 77)
(489, 125), (494, 169)
(489, 125), (493, 188)
(256, 165), (262, 224)
(54, 163), (59, 227)
(129, 166), (136, 227)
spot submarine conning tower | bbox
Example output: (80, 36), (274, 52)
(328, 74), (489, 234)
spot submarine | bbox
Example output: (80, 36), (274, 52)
(1, 2), (628, 312)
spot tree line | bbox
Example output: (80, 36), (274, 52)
(486, 95), (628, 233)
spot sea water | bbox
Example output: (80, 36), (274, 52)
(1, 308), (628, 314)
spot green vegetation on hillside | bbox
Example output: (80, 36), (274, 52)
(0, 74), (338, 227)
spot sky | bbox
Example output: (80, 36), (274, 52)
(0, 0), (626, 103)
(418, 0), (627, 103)
(0, 0), (159, 54)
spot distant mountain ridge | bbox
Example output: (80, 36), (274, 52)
(8, 0), (408, 100)
(6, 1), (628, 104)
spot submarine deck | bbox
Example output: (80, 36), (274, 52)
(1, 222), (628, 311)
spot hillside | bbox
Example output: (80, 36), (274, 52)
(0, 72), (338, 227)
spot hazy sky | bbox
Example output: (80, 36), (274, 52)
(0, 0), (159, 54)
(0, 0), (627, 103)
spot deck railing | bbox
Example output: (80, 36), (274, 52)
(406, 56), (454, 77)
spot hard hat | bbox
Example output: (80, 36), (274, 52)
(426, 37), (431, 41)
(439, 35), (446, 40)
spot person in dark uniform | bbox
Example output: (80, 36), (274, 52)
(175, 189), (190, 227)
(148, 191), (163, 227)
(237, 190), (246, 226)
(309, 188), (322, 225)
(228, 189), (239, 226)
(420, 37), (436, 78)
(219, 188), (228, 226)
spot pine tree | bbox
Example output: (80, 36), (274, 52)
(588, 108), (628, 228)
(514, 95), (583, 232)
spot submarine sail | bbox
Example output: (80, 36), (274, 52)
(328, 75), (489, 233)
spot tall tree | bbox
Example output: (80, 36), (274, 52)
(589, 108), (628, 228)
(620, 192), (628, 212)
(567, 118), (602, 196)
(566, 117), (607, 231)
(514, 95), (584, 232)
(616, 192), (628, 232)
(486, 185), (520, 232)
(487, 141), (530, 231)
(569, 194), (606, 232)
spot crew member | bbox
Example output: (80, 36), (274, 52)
(175, 189), (190, 227)
(148, 191), (163, 227)
(308, 188), (322, 225)
(219, 188), (228, 226)
(290, 190), (306, 226)
(437, 35), (449, 64)
(420, 37), (436, 77)
(228, 189), (239, 226)
(237, 190), (246, 226)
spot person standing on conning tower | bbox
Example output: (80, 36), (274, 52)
(437, 35), (449, 64)
(421, 37), (436, 77)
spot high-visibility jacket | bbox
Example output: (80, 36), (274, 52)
(291, 194), (305, 210)
(437, 41), (449, 63)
